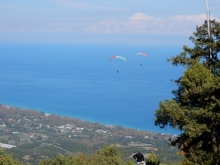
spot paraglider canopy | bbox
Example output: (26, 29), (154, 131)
(135, 52), (148, 66)
(135, 52), (148, 57)
(109, 56), (127, 61)
(109, 56), (127, 73)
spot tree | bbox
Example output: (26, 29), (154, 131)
(37, 135), (42, 141)
(146, 152), (160, 165)
(39, 144), (134, 165)
(0, 149), (23, 165)
(154, 20), (220, 165)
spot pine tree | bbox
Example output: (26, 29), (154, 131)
(154, 20), (220, 165)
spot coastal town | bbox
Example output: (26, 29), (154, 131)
(0, 104), (180, 164)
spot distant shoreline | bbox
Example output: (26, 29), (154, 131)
(0, 103), (179, 135)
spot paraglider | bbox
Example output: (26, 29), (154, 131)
(109, 56), (127, 61)
(109, 56), (127, 73)
(135, 52), (148, 57)
(135, 52), (148, 66)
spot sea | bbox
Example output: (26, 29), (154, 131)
(0, 43), (185, 134)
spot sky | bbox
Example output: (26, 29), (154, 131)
(0, 0), (220, 45)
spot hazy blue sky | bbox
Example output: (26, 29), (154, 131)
(1, 0), (219, 45)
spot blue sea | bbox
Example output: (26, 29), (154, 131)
(0, 43), (184, 134)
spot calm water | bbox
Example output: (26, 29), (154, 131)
(0, 43), (184, 134)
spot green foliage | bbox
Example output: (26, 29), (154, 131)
(18, 141), (41, 150)
(146, 153), (158, 165)
(56, 139), (88, 153)
(155, 20), (220, 165)
(0, 104), (182, 164)
(146, 152), (160, 165)
(0, 149), (24, 165)
(36, 145), (67, 157)
(39, 144), (135, 165)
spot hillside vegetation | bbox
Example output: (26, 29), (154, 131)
(0, 104), (181, 164)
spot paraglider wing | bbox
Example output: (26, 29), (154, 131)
(116, 56), (127, 61)
(109, 56), (117, 61)
(109, 56), (127, 61)
(135, 52), (148, 57)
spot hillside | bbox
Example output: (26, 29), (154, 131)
(0, 104), (182, 164)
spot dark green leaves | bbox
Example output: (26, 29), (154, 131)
(154, 20), (220, 165)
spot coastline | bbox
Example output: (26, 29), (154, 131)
(0, 103), (181, 164)
(0, 102), (179, 135)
